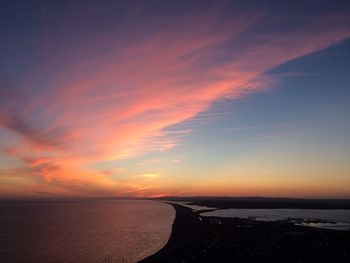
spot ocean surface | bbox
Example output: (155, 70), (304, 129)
(0, 199), (175, 263)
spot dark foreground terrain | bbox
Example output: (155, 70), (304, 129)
(141, 201), (350, 263)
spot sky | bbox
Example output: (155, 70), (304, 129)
(0, 0), (350, 199)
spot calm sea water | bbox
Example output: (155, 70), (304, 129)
(0, 199), (175, 263)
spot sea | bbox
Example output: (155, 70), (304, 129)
(0, 199), (175, 263)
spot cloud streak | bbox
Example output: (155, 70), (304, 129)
(1, 1), (350, 197)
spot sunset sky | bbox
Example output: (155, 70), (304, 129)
(1, 0), (350, 199)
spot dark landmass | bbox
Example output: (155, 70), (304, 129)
(140, 201), (350, 263)
(140, 203), (202, 263)
(157, 196), (350, 209)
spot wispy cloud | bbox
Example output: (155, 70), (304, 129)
(1, 2), (349, 196)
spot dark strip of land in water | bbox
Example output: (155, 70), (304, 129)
(157, 196), (350, 209)
(139, 203), (202, 263)
(140, 198), (350, 263)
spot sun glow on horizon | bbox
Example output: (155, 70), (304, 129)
(1, 1), (350, 199)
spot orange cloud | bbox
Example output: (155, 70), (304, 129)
(1, 4), (349, 196)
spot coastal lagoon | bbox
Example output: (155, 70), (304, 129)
(0, 199), (175, 263)
(201, 208), (350, 230)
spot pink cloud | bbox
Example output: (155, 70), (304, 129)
(1, 4), (350, 196)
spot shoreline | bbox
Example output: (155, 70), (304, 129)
(140, 202), (350, 263)
(139, 203), (202, 262)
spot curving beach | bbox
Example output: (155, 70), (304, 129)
(140, 203), (202, 262)
(140, 200), (350, 263)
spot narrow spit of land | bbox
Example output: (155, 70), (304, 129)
(140, 200), (350, 263)
(139, 203), (202, 263)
